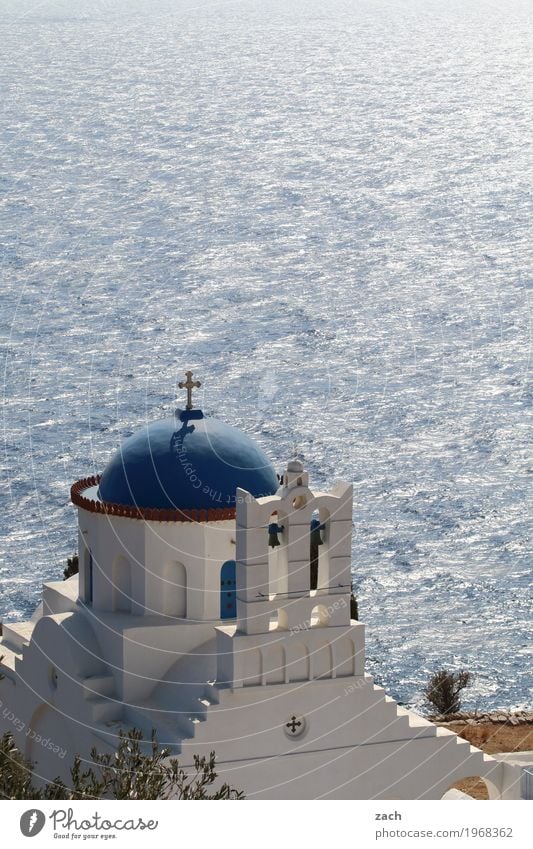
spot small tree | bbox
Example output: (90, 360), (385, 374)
(0, 729), (243, 800)
(424, 669), (473, 716)
(67, 728), (243, 799)
(63, 555), (79, 580)
(0, 731), (38, 799)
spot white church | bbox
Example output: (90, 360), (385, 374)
(0, 372), (521, 798)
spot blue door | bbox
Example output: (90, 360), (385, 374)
(220, 560), (236, 619)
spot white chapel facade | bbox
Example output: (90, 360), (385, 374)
(0, 373), (519, 799)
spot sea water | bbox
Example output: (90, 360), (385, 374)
(0, 0), (531, 711)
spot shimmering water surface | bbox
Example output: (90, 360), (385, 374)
(1, 0), (531, 711)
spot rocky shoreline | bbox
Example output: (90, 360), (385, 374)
(429, 710), (533, 726)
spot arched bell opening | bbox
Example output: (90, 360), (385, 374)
(316, 506), (331, 593)
(269, 608), (289, 631)
(310, 509), (323, 592)
(310, 604), (330, 627)
(292, 493), (307, 510)
(268, 511), (288, 597)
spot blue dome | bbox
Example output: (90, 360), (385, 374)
(97, 409), (278, 511)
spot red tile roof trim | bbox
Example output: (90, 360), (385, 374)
(71, 476), (236, 523)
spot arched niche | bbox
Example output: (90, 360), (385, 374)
(334, 636), (355, 677)
(263, 645), (286, 685)
(112, 555), (131, 612)
(243, 648), (262, 687)
(161, 561), (187, 618)
(287, 643), (310, 682)
(312, 642), (333, 680)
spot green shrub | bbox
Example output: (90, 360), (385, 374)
(424, 669), (473, 716)
(63, 555), (79, 580)
(0, 729), (243, 800)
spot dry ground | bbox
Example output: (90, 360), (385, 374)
(439, 721), (533, 799)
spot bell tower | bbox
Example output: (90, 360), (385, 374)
(216, 460), (364, 687)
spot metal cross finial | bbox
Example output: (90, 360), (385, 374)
(178, 370), (201, 410)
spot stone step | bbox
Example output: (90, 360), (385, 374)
(454, 733), (472, 744)
(1, 622), (34, 653)
(176, 713), (199, 739)
(101, 713), (182, 756)
(124, 702), (196, 746)
(82, 674), (115, 700)
(396, 706), (435, 729)
(188, 708), (208, 723)
(89, 697), (123, 723)
(192, 698), (211, 722)
(204, 682), (224, 704)
(436, 725), (465, 739)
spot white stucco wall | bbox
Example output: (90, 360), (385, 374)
(78, 510), (235, 621)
